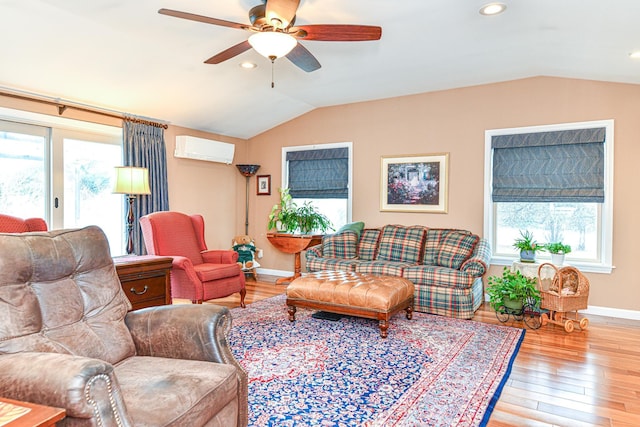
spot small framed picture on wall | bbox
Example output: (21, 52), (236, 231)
(257, 175), (271, 195)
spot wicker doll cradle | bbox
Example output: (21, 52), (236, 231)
(537, 263), (590, 333)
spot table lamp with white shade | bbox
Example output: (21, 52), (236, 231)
(112, 166), (151, 254)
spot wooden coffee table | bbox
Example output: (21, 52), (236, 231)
(0, 397), (65, 426)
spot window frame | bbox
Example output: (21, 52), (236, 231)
(0, 106), (124, 252)
(483, 119), (614, 273)
(281, 142), (353, 228)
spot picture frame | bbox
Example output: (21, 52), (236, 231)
(257, 175), (271, 195)
(380, 153), (449, 213)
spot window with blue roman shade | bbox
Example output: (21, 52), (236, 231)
(286, 147), (349, 199)
(491, 127), (605, 203)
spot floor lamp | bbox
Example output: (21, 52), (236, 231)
(113, 166), (151, 255)
(236, 164), (260, 235)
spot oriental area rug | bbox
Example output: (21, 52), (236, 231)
(229, 295), (524, 427)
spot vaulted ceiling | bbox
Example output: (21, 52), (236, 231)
(2, 0), (639, 139)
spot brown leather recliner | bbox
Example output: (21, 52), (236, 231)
(0, 226), (248, 427)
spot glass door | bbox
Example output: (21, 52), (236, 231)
(0, 120), (49, 220)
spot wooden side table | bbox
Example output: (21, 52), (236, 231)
(114, 255), (173, 310)
(0, 397), (65, 426)
(267, 233), (323, 285)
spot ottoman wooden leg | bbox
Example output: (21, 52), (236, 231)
(379, 319), (389, 338)
(287, 305), (297, 322)
(405, 305), (413, 320)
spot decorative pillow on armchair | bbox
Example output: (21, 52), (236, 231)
(322, 230), (358, 259)
(434, 231), (479, 270)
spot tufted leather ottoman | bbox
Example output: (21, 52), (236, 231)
(286, 271), (414, 338)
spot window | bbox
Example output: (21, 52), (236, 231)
(0, 108), (125, 255)
(282, 142), (352, 231)
(484, 120), (613, 273)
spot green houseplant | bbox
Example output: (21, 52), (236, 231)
(486, 267), (541, 311)
(546, 242), (571, 265)
(268, 188), (333, 234)
(513, 230), (544, 263)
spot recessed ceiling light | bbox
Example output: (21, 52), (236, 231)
(629, 51), (640, 59)
(479, 3), (507, 16)
(240, 62), (257, 69)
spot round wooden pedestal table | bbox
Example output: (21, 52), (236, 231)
(266, 233), (323, 285)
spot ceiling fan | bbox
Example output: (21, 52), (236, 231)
(158, 0), (382, 72)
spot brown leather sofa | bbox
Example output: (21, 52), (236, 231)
(0, 226), (248, 426)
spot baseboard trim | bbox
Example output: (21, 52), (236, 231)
(256, 268), (291, 278)
(582, 305), (640, 321)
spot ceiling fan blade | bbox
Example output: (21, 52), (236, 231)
(204, 40), (252, 64)
(286, 43), (321, 72)
(158, 8), (250, 31)
(265, 0), (300, 28)
(293, 24), (382, 41)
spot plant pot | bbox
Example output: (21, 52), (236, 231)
(551, 253), (565, 266)
(503, 297), (524, 311)
(520, 250), (536, 263)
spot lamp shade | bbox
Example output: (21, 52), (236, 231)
(112, 166), (151, 195)
(236, 164), (261, 177)
(248, 32), (297, 59)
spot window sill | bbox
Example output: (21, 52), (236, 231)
(490, 256), (613, 274)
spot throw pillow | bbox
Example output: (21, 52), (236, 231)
(357, 228), (381, 261)
(434, 231), (479, 270)
(377, 225), (426, 263)
(322, 230), (358, 259)
(336, 221), (365, 238)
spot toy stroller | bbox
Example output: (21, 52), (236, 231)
(537, 263), (590, 333)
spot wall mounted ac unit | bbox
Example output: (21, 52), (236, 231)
(174, 135), (235, 164)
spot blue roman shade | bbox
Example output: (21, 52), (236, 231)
(492, 127), (605, 203)
(287, 147), (349, 199)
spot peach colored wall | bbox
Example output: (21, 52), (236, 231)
(163, 125), (248, 249)
(248, 77), (640, 313)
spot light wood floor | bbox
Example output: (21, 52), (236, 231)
(203, 275), (640, 427)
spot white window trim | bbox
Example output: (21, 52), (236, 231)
(281, 142), (353, 223)
(483, 119), (614, 274)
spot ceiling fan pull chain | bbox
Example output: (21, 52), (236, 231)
(271, 57), (276, 88)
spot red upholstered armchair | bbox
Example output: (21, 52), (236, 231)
(0, 213), (47, 232)
(140, 211), (246, 306)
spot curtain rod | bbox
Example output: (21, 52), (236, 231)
(0, 88), (168, 129)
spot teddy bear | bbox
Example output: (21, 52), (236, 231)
(232, 234), (261, 271)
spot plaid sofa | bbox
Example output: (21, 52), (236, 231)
(306, 224), (491, 319)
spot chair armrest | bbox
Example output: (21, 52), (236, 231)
(0, 353), (132, 424)
(125, 304), (248, 427)
(460, 238), (492, 277)
(305, 244), (323, 259)
(170, 255), (203, 284)
(125, 304), (235, 362)
(202, 249), (239, 264)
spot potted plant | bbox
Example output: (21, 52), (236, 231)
(268, 188), (333, 234)
(486, 267), (541, 312)
(513, 230), (544, 263)
(546, 242), (571, 266)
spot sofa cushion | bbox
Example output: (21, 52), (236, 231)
(354, 260), (413, 277)
(377, 225), (426, 263)
(115, 356), (238, 426)
(357, 228), (382, 261)
(403, 265), (476, 289)
(434, 231), (479, 270)
(336, 221), (365, 238)
(194, 263), (242, 282)
(306, 257), (361, 273)
(322, 230), (358, 259)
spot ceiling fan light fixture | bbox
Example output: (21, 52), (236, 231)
(248, 31), (297, 60)
(479, 3), (507, 16)
(629, 51), (640, 59)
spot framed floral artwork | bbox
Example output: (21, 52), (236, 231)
(380, 153), (449, 213)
